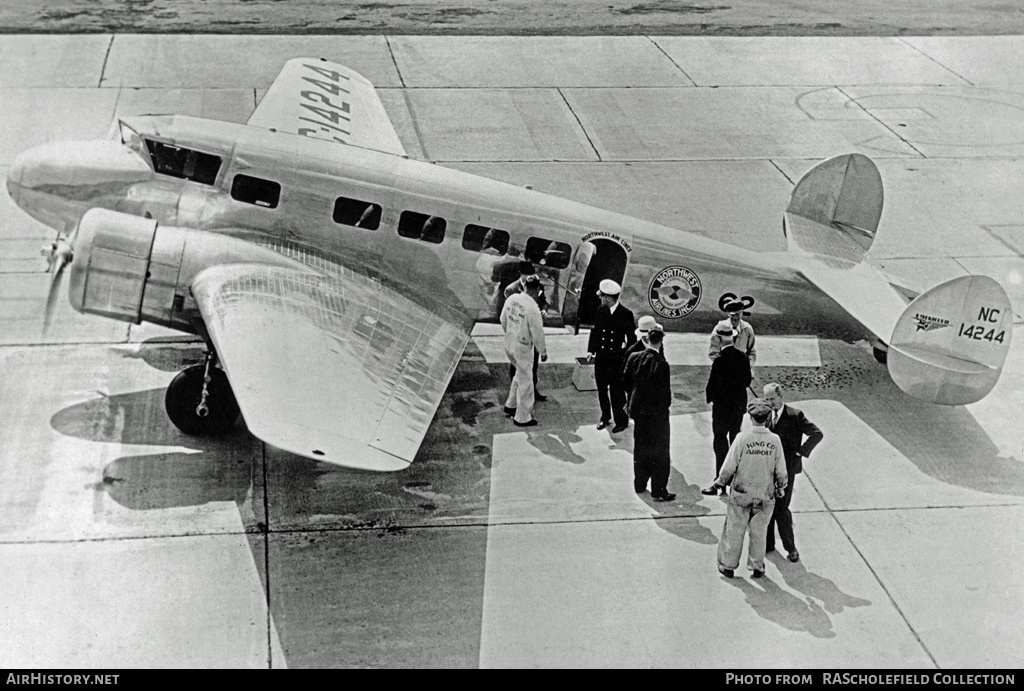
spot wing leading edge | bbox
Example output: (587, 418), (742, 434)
(191, 263), (471, 470)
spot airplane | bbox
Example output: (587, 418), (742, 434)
(5, 58), (1014, 472)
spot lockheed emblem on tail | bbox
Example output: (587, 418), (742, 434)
(5, 58), (1014, 470)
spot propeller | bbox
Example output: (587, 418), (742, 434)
(41, 229), (76, 335)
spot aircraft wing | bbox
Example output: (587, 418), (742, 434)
(190, 263), (471, 471)
(246, 58), (407, 157)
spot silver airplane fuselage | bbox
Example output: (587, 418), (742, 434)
(7, 114), (867, 341)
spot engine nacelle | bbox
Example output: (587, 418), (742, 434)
(68, 207), (313, 331)
(69, 208), (159, 324)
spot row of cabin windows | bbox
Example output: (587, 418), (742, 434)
(143, 139), (572, 269)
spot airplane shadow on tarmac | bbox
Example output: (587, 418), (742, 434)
(49, 385), (259, 511)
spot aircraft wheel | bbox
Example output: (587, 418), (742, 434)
(873, 346), (888, 364)
(165, 364), (240, 435)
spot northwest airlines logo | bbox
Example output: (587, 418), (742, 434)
(913, 313), (950, 332)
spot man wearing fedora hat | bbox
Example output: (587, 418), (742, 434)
(625, 315), (663, 360)
(623, 327), (675, 501)
(586, 279), (636, 433)
(710, 299), (756, 366)
(702, 324), (752, 493)
(623, 316), (664, 408)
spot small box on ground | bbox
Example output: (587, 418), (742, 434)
(572, 356), (597, 391)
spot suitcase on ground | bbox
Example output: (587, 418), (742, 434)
(572, 356), (598, 391)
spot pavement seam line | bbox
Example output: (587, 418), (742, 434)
(384, 35), (406, 88)
(835, 84), (927, 159)
(897, 36), (976, 87)
(645, 36), (697, 87)
(97, 33), (114, 88)
(803, 471), (941, 668)
(262, 441), (273, 669)
(558, 88), (601, 162)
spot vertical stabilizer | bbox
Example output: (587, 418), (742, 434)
(786, 153), (883, 254)
(888, 275), (1012, 405)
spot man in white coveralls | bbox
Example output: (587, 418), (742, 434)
(501, 275), (548, 427)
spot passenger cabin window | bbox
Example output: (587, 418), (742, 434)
(144, 139), (221, 185)
(231, 174), (280, 209)
(463, 224), (509, 255)
(334, 197), (382, 230)
(398, 211), (446, 244)
(525, 237), (572, 269)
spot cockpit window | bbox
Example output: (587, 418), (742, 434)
(144, 139), (222, 185)
(119, 121), (143, 153)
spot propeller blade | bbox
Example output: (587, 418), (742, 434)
(42, 258), (67, 335)
(40, 235), (74, 337)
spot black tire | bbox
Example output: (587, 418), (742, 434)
(165, 364), (240, 435)
(873, 346), (888, 364)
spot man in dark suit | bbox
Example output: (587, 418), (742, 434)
(586, 279), (636, 433)
(622, 328), (675, 501)
(762, 382), (823, 563)
(701, 326), (751, 495)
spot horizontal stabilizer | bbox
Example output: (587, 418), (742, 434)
(888, 275), (1013, 405)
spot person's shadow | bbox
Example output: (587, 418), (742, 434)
(768, 552), (871, 615)
(526, 429), (587, 465)
(723, 573), (837, 638)
(644, 465), (719, 545)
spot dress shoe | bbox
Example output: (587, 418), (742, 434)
(596, 420), (611, 430)
(611, 424), (628, 433)
(513, 419), (538, 427)
(751, 569), (765, 579)
(534, 393), (548, 402)
(635, 487), (647, 495)
(765, 544), (776, 554)
(503, 406), (516, 417)
(787, 551), (800, 563)
(718, 568), (734, 578)
(700, 486), (718, 496)
(652, 492), (676, 502)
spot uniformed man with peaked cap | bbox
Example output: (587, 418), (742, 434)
(586, 279), (636, 433)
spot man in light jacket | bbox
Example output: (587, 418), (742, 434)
(706, 398), (787, 579)
(501, 275), (548, 427)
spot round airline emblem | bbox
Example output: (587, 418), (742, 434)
(649, 266), (702, 318)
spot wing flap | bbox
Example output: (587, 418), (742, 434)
(191, 263), (471, 470)
(247, 58), (406, 157)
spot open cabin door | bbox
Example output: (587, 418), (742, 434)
(575, 238), (631, 328)
(560, 241), (596, 334)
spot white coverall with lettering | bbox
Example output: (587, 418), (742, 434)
(713, 425), (787, 573)
(501, 291), (547, 424)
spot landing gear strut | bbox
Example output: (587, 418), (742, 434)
(165, 350), (240, 435)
